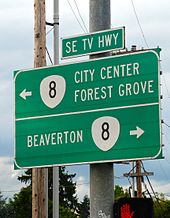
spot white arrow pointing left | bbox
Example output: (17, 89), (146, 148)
(130, 126), (144, 139)
(19, 89), (32, 100)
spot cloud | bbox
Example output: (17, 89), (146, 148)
(147, 179), (170, 199)
(0, 0), (170, 204)
(0, 79), (14, 156)
(0, 156), (25, 199)
(76, 176), (89, 202)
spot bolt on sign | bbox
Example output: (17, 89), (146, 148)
(14, 49), (162, 168)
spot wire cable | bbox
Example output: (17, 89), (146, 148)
(164, 133), (170, 145)
(46, 26), (54, 65)
(46, 47), (53, 65)
(46, 26), (54, 36)
(160, 61), (170, 98)
(158, 160), (170, 182)
(130, 0), (149, 48)
(126, 162), (136, 175)
(162, 74), (170, 98)
(66, 0), (87, 33)
(163, 122), (170, 128)
(142, 179), (152, 198)
(1, 190), (20, 193)
(141, 162), (166, 218)
(73, 0), (88, 32)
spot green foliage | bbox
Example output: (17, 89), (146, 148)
(114, 185), (129, 200)
(17, 169), (32, 185)
(0, 191), (7, 218)
(8, 167), (78, 217)
(59, 167), (78, 212)
(78, 195), (90, 218)
(59, 206), (77, 218)
(0, 191), (14, 218)
(153, 193), (170, 218)
(9, 186), (32, 218)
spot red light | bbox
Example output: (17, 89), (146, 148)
(121, 203), (134, 218)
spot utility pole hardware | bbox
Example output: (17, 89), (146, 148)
(124, 161), (154, 198)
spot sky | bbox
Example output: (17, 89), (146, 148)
(0, 0), (170, 202)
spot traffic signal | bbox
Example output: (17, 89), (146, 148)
(114, 198), (154, 218)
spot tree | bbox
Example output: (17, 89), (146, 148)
(9, 186), (32, 218)
(0, 191), (14, 218)
(114, 185), (129, 200)
(0, 191), (6, 217)
(153, 193), (170, 218)
(10, 167), (78, 217)
(59, 206), (77, 218)
(59, 167), (78, 212)
(18, 169), (32, 185)
(78, 195), (90, 218)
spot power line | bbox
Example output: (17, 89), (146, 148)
(142, 179), (153, 198)
(160, 61), (170, 98)
(130, 0), (149, 48)
(164, 133), (170, 145)
(1, 190), (20, 193)
(66, 0), (87, 33)
(158, 160), (170, 182)
(73, 0), (88, 32)
(163, 121), (170, 128)
(164, 193), (170, 197)
(141, 162), (166, 218)
(162, 74), (170, 98)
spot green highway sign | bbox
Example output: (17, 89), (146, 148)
(15, 104), (161, 168)
(61, 27), (125, 58)
(14, 50), (161, 168)
(15, 50), (159, 120)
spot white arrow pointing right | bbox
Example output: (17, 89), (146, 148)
(130, 126), (144, 139)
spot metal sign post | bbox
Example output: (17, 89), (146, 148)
(53, 0), (59, 217)
(89, 1), (113, 217)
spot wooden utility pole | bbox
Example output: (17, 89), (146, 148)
(124, 160), (154, 197)
(32, 0), (47, 217)
(34, 0), (46, 68)
(136, 160), (142, 198)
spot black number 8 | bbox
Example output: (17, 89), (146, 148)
(101, 122), (110, 140)
(49, 81), (57, 98)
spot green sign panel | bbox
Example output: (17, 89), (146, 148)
(14, 50), (161, 168)
(15, 50), (159, 120)
(62, 27), (125, 58)
(15, 104), (161, 168)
